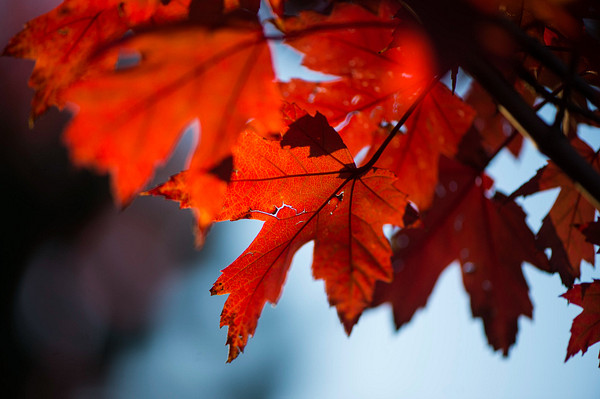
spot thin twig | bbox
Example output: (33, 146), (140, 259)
(514, 66), (600, 126)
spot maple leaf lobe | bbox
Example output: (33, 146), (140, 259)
(562, 280), (600, 366)
(510, 137), (599, 287)
(63, 23), (282, 205)
(3, 0), (191, 117)
(373, 158), (549, 356)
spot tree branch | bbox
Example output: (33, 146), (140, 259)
(403, 0), (600, 209)
(465, 56), (600, 209)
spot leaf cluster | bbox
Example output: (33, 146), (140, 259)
(4, 0), (600, 366)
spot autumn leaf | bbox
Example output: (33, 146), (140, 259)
(267, 0), (285, 18)
(510, 137), (599, 286)
(224, 0), (260, 13)
(5, 0), (600, 372)
(280, 78), (381, 157)
(2, 0), (190, 118)
(279, 2), (434, 156)
(578, 220), (600, 251)
(147, 104), (309, 242)
(122, 0), (192, 24)
(144, 0), (438, 244)
(210, 112), (408, 361)
(562, 280), (600, 367)
(465, 80), (526, 158)
(369, 82), (475, 208)
(372, 157), (550, 355)
(62, 23), (283, 205)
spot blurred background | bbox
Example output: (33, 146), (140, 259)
(1, 1), (599, 398)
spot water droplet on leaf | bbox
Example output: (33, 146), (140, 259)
(449, 180), (458, 192)
(454, 214), (464, 231)
(482, 280), (492, 291)
(396, 234), (410, 249)
(463, 262), (476, 273)
(435, 184), (447, 198)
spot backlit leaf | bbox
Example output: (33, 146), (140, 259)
(2, 0), (190, 117)
(373, 157), (550, 355)
(562, 280), (600, 366)
(63, 24), (283, 204)
(212, 113), (408, 361)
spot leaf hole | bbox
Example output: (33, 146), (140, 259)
(116, 49), (142, 70)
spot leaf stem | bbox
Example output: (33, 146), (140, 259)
(496, 16), (600, 110)
(513, 65), (600, 126)
(482, 84), (566, 173)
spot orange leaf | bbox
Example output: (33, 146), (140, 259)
(2, 0), (190, 117)
(280, 78), (388, 156)
(63, 23), (283, 204)
(211, 113), (408, 361)
(371, 82), (475, 208)
(267, 0), (285, 18)
(373, 157), (550, 355)
(562, 280), (600, 366)
(224, 0), (260, 13)
(279, 2), (435, 156)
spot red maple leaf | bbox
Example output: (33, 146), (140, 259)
(562, 280), (600, 367)
(278, 2), (434, 156)
(510, 137), (599, 286)
(267, 0), (285, 18)
(147, 104), (310, 244)
(369, 82), (475, 208)
(372, 157), (550, 355)
(578, 220), (600, 251)
(2, 0), (190, 117)
(223, 0), (260, 13)
(210, 112), (409, 361)
(62, 22), (283, 205)
(464, 80), (526, 158)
